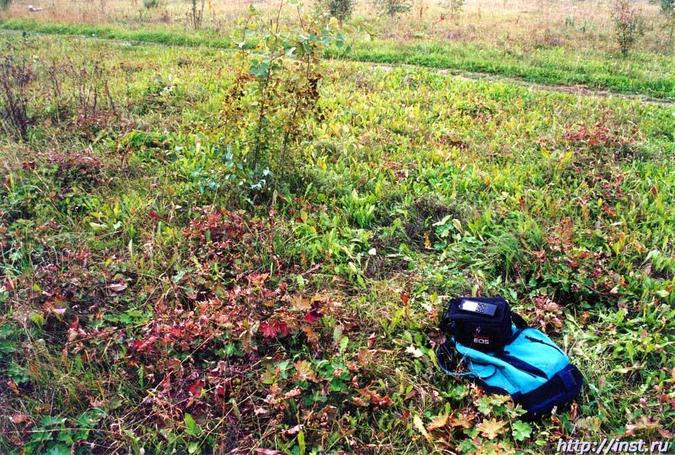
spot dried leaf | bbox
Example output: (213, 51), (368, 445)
(291, 295), (312, 312)
(625, 416), (660, 436)
(413, 414), (432, 442)
(477, 418), (507, 440)
(10, 414), (30, 424)
(352, 396), (368, 407)
(427, 413), (449, 431)
(293, 361), (317, 382)
(400, 292), (410, 305)
(449, 412), (474, 429)
(247, 272), (269, 287)
(284, 387), (302, 399)
(107, 281), (127, 293)
(283, 424), (303, 437)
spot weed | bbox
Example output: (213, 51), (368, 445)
(46, 148), (103, 190)
(376, 0), (413, 18)
(320, 0), (354, 25)
(404, 196), (459, 249)
(612, 0), (644, 56)
(187, 0), (205, 30)
(0, 54), (32, 140)
(143, 0), (159, 9)
(222, 2), (345, 201)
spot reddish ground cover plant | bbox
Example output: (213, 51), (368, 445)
(11, 207), (394, 451)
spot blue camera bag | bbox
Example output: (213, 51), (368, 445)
(438, 299), (583, 419)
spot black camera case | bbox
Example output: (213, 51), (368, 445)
(440, 296), (513, 352)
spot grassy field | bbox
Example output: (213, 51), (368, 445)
(1, 0), (674, 99)
(1, 18), (673, 100)
(2, 0), (672, 53)
(0, 1), (674, 454)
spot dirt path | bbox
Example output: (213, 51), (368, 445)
(370, 63), (675, 107)
(2, 28), (673, 107)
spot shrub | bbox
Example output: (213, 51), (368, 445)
(187, 0), (204, 29)
(661, 0), (673, 13)
(376, 0), (412, 18)
(320, 0), (354, 24)
(449, 0), (465, 19)
(612, 0), (644, 56)
(0, 0), (11, 10)
(222, 4), (346, 202)
(0, 55), (32, 141)
(142, 0), (159, 9)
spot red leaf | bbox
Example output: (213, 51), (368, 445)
(259, 321), (278, 338)
(400, 292), (410, 305)
(188, 379), (205, 396)
(304, 310), (320, 324)
(130, 335), (158, 353)
(247, 272), (269, 287)
(168, 326), (184, 338)
(284, 387), (302, 399)
(11, 414), (30, 424)
(148, 210), (160, 220)
(274, 320), (290, 337)
(215, 384), (226, 397)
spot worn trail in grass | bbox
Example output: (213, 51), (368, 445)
(1, 19), (674, 101)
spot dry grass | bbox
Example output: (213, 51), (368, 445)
(3, 0), (672, 53)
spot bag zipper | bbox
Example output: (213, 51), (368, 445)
(497, 352), (548, 379)
(525, 335), (565, 355)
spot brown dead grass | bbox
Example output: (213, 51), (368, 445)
(2, 0), (672, 53)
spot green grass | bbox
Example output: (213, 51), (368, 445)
(0, 18), (233, 47)
(0, 34), (673, 454)
(330, 40), (675, 100)
(1, 18), (674, 100)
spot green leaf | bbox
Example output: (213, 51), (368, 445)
(184, 413), (200, 437)
(30, 312), (45, 328)
(40, 416), (67, 427)
(339, 336), (349, 353)
(512, 420), (532, 442)
(250, 61), (270, 79)
(458, 438), (477, 453)
(45, 444), (71, 455)
(0, 340), (17, 354)
(76, 409), (104, 428)
(0, 323), (16, 338)
(8, 361), (29, 384)
(477, 396), (493, 415)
